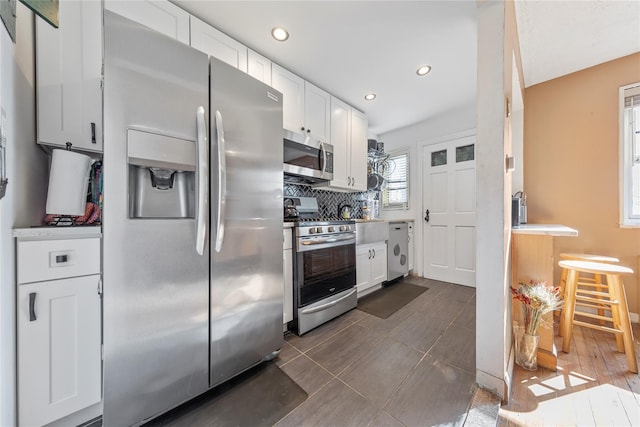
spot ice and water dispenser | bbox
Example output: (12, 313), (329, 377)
(127, 129), (196, 218)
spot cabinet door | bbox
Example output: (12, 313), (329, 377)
(17, 276), (101, 427)
(370, 242), (388, 285)
(283, 248), (293, 323)
(304, 82), (331, 142)
(247, 49), (272, 85)
(356, 244), (373, 294)
(408, 224), (414, 272)
(328, 97), (351, 190)
(350, 109), (369, 191)
(271, 64), (305, 133)
(104, 0), (190, 43)
(36, 0), (102, 152)
(190, 16), (248, 72)
(283, 229), (293, 324)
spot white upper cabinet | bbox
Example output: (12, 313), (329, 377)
(349, 108), (368, 191)
(327, 97), (351, 189)
(272, 64), (331, 142)
(271, 64), (305, 133)
(247, 49), (272, 85)
(36, 0), (103, 152)
(304, 82), (331, 142)
(104, 0), (190, 43)
(319, 97), (367, 191)
(190, 16), (248, 72)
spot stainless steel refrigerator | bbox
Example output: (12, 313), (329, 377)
(102, 11), (284, 426)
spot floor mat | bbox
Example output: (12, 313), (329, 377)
(357, 281), (428, 319)
(148, 361), (307, 427)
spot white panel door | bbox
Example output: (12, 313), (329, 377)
(18, 276), (101, 426)
(105, 0), (190, 43)
(422, 137), (476, 286)
(190, 16), (248, 71)
(271, 64), (305, 133)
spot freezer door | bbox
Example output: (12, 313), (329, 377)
(209, 57), (284, 386)
(102, 12), (210, 427)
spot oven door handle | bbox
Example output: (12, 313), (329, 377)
(300, 289), (357, 315)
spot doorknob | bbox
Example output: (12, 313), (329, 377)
(424, 209), (430, 222)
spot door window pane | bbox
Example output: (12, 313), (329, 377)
(431, 149), (447, 167)
(456, 144), (475, 162)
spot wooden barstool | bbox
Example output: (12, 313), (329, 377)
(557, 253), (620, 334)
(559, 260), (637, 373)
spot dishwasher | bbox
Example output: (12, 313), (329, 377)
(387, 222), (409, 282)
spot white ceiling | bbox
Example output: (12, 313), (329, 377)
(172, 1), (640, 136)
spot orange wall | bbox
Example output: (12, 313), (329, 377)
(524, 53), (640, 315)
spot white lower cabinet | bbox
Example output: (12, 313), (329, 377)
(15, 232), (102, 427)
(356, 241), (387, 296)
(408, 222), (414, 272)
(283, 229), (293, 325)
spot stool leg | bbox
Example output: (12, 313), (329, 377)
(558, 267), (568, 337)
(606, 274), (626, 353)
(594, 273), (606, 324)
(562, 268), (578, 353)
(607, 274), (638, 373)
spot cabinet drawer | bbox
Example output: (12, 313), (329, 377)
(18, 238), (101, 284)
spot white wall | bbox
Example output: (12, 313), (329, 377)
(378, 103), (476, 277)
(0, 4), (48, 425)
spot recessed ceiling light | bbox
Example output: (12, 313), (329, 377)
(416, 65), (432, 76)
(364, 93), (376, 101)
(271, 27), (289, 42)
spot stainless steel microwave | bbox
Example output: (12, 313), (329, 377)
(283, 129), (334, 184)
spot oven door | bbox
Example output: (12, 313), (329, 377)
(295, 242), (355, 308)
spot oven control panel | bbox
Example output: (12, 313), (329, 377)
(297, 223), (354, 238)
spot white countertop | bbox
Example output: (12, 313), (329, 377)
(511, 224), (578, 236)
(283, 222), (294, 228)
(13, 226), (102, 240)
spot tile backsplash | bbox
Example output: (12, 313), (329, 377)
(284, 184), (379, 219)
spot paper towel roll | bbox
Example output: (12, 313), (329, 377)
(46, 149), (93, 216)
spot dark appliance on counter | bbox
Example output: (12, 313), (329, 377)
(283, 129), (334, 184)
(512, 191), (527, 226)
(284, 197), (357, 335)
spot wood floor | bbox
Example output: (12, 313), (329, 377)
(499, 322), (640, 426)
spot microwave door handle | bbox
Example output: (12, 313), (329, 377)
(214, 110), (227, 253)
(195, 106), (209, 256)
(319, 141), (327, 177)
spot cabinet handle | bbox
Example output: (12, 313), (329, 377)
(29, 293), (36, 321)
(372, 248), (376, 258)
(300, 126), (305, 132)
(307, 129), (311, 133)
(368, 249), (372, 259)
(91, 122), (96, 144)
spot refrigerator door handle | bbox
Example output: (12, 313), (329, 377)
(195, 106), (209, 256)
(214, 110), (227, 253)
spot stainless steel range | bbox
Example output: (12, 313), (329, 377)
(285, 197), (357, 335)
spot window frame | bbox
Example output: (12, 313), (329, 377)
(619, 83), (640, 228)
(382, 149), (410, 210)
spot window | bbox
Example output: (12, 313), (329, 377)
(620, 83), (640, 227)
(382, 150), (409, 209)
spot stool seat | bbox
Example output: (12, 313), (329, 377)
(558, 260), (637, 373)
(558, 260), (632, 275)
(559, 253), (620, 263)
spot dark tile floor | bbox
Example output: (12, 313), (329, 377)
(274, 276), (478, 427)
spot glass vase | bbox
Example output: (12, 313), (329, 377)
(513, 323), (540, 370)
